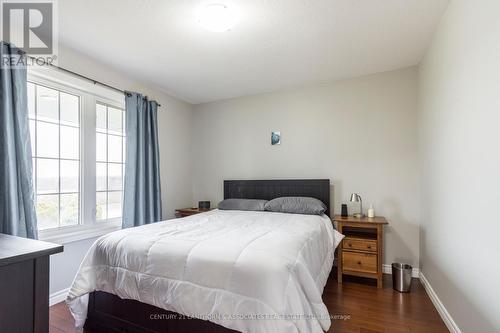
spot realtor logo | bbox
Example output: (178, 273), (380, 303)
(1, 0), (57, 57)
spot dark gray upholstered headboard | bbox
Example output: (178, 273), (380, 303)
(223, 179), (331, 216)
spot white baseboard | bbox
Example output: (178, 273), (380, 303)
(382, 264), (420, 278)
(419, 272), (461, 333)
(50, 287), (69, 306)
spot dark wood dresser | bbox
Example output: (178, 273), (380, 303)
(0, 234), (63, 333)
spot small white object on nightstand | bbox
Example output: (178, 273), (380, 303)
(368, 204), (375, 218)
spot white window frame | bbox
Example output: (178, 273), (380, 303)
(29, 67), (125, 244)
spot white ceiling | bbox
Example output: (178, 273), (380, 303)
(59, 0), (449, 104)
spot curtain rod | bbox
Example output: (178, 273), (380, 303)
(23, 54), (162, 107)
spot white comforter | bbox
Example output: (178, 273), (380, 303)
(67, 209), (344, 333)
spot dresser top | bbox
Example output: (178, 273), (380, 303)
(332, 215), (388, 224)
(0, 234), (63, 267)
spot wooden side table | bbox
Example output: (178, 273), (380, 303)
(333, 215), (388, 288)
(175, 207), (212, 218)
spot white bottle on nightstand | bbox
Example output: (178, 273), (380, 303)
(367, 204), (375, 218)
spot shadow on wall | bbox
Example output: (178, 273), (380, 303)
(330, 184), (335, 215)
(332, 180), (342, 214)
(382, 198), (419, 266)
(419, 228), (497, 332)
(382, 199), (420, 267)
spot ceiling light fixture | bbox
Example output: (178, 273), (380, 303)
(197, 3), (236, 32)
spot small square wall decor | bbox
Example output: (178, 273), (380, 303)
(271, 131), (281, 145)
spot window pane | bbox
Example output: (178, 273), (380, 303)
(108, 107), (122, 135)
(60, 160), (79, 193)
(123, 111), (126, 135)
(36, 86), (59, 122)
(60, 126), (79, 159)
(96, 162), (107, 191)
(36, 194), (59, 229)
(96, 133), (107, 162)
(96, 192), (107, 221)
(108, 135), (122, 163)
(108, 191), (122, 219)
(122, 138), (126, 162)
(32, 158), (36, 191)
(108, 163), (122, 191)
(96, 104), (106, 132)
(28, 82), (35, 118)
(37, 158), (59, 194)
(30, 82), (85, 231)
(37, 121), (59, 158)
(29, 120), (35, 154)
(60, 193), (79, 226)
(60, 93), (79, 126)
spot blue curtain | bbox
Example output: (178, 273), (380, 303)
(0, 43), (38, 239)
(122, 92), (162, 228)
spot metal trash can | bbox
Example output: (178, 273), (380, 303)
(392, 263), (412, 292)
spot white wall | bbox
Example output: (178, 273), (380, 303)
(50, 236), (98, 295)
(418, 0), (500, 331)
(192, 68), (420, 267)
(48, 45), (194, 295)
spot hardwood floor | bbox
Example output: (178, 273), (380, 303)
(323, 275), (448, 332)
(50, 274), (448, 333)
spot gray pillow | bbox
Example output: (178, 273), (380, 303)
(218, 199), (268, 211)
(264, 197), (326, 215)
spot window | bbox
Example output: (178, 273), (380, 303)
(96, 103), (125, 221)
(28, 69), (125, 242)
(29, 82), (81, 230)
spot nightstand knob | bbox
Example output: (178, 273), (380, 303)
(357, 261), (362, 265)
(367, 245), (371, 249)
(348, 243), (352, 247)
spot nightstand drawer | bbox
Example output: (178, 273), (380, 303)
(342, 251), (377, 274)
(343, 237), (377, 252)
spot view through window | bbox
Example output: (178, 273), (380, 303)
(96, 103), (126, 221)
(28, 77), (126, 232)
(28, 82), (81, 230)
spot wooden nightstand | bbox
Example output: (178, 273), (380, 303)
(333, 215), (388, 288)
(175, 207), (212, 218)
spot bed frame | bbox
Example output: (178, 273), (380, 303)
(224, 179), (330, 217)
(85, 179), (331, 333)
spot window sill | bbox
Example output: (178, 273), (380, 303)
(39, 221), (122, 245)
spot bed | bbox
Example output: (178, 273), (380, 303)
(67, 179), (344, 333)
